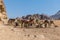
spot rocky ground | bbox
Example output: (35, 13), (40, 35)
(0, 23), (60, 40)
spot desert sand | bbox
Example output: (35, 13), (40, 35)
(0, 20), (60, 40)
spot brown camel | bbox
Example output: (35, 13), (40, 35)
(20, 19), (34, 28)
(43, 19), (49, 28)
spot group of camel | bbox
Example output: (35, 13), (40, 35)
(8, 18), (58, 28)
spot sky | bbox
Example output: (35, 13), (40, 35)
(4, 0), (60, 18)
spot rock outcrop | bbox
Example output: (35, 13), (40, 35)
(0, 0), (8, 24)
(22, 14), (50, 20)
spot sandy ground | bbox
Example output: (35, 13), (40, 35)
(54, 20), (60, 26)
(0, 24), (60, 40)
(0, 20), (60, 40)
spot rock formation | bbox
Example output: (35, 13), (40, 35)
(0, 0), (8, 24)
(50, 10), (60, 20)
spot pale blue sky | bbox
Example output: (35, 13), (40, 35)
(4, 0), (60, 18)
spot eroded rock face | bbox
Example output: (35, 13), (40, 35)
(0, 0), (8, 24)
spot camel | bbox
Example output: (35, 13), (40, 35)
(20, 19), (34, 28)
(43, 19), (50, 28)
(8, 19), (15, 26)
(49, 20), (58, 28)
(43, 19), (58, 28)
(8, 18), (20, 28)
(8, 18), (58, 28)
(35, 20), (43, 28)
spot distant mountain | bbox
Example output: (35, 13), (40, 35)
(50, 10), (60, 19)
(22, 14), (50, 20)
